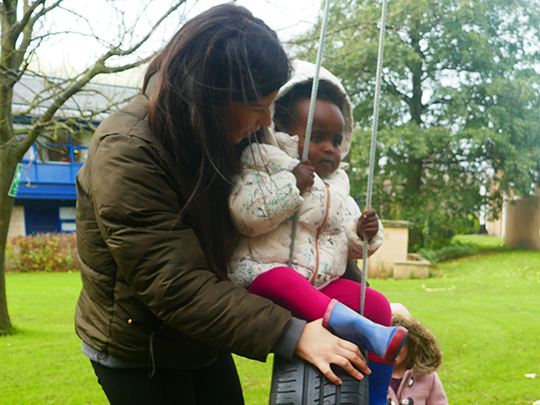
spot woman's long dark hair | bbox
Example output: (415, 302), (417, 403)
(145, 4), (290, 279)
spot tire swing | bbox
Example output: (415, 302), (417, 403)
(269, 0), (389, 403)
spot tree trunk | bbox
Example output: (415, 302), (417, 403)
(0, 146), (19, 333)
(409, 19), (424, 126)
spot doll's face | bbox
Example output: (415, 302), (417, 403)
(395, 340), (409, 366)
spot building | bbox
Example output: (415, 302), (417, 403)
(7, 74), (139, 238)
(486, 187), (540, 250)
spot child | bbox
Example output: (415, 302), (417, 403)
(228, 60), (407, 404)
(388, 304), (448, 405)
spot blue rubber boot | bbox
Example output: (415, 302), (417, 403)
(368, 357), (395, 405)
(323, 299), (408, 363)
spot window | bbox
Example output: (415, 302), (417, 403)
(59, 207), (76, 232)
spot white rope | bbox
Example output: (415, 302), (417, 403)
(360, 0), (389, 316)
(288, 0), (332, 267)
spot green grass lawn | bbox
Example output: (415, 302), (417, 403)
(1, 272), (107, 404)
(1, 237), (540, 404)
(453, 234), (507, 250)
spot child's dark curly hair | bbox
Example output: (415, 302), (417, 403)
(274, 79), (345, 134)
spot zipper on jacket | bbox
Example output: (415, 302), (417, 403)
(310, 183), (331, 285)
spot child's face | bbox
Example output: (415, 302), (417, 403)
(290, 99), (344, 178)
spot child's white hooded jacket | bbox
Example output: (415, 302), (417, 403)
(228, 61), (384, 289)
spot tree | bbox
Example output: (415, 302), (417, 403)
(0, 0), (188, 334)
(292, 0), (540, 250)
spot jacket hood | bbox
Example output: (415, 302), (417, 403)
(268, 60), (354, 159)
(393, 311), (443, 375)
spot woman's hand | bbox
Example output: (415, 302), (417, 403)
(357, 209), (379, 241)
(294, 319), (370, 385)
(292, 159), (315, 193)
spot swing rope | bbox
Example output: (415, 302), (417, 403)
(360, 0), (389, 316)
(287, 0), (389, 318)
(287, 0), (332, 267)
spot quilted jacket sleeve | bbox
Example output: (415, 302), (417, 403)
(88, 134), (292, 361)
(229, 144), (304, 237)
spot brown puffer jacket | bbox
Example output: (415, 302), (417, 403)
(75, 85), (292, 369)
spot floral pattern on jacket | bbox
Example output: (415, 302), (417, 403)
(228, 134), (384, 289)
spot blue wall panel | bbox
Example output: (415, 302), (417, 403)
(15, 159), (83, 200)
(16, 183), (77, 199)
(20, 161), (83, 185)
(25, 207), (59, 234)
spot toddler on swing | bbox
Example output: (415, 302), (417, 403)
(228, 60), (407, 404)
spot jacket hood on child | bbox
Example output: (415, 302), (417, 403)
(265, 59), (355, 160)
(393, 311), (443, 375)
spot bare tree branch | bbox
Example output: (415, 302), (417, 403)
(10, 0), (47, 44)
(104, 0), (187, 59)
(54, 5), (110, 50)
(17, 1), (186, 154)
(2, 0), (16, 12)
(100, 54), (154, 74)
(12, 1), (63, 69)
(1, 0), (18, 27)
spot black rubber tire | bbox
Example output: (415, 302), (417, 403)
(269, 354), (369, 405)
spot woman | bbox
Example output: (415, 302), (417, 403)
(75, 4), (368, 404)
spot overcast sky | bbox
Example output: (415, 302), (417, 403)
(34, 0), (322, 86)
(202, 0), (321, 41)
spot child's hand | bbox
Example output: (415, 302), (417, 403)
(292, 159), (315, 193)
(357, 209), (379, 241)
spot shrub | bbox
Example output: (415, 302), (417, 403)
(6, 233), (79, 272)
(419, 242), (479, 264)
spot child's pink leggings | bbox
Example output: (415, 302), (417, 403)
(248, 266), (392, 360)
(248, 266), (391, 326)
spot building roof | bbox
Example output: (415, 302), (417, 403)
(12, 73), (140, 124)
